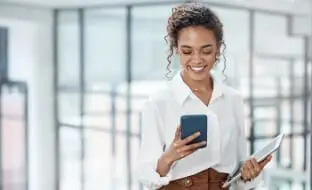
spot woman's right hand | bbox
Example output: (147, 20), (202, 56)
(163, 125), (207, 164)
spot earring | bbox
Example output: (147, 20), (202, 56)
(213, 56), (220, 69)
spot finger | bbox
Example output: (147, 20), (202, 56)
(174, 125), (181, 140)
(244, 161), (254, 180)
(241, 164), (250, 181)
(177, 141), (206, 158)
(240, 167), (246, 180)
(179, 141), (207, 152)
(182, 131), (201, 145)
(259, 155), (272, 169)
(240, 166), (249, 181)
(247, 160), (256, 179)
(249, 160), (259, 179)
(259, 155), (272, 168)
(176, 148), (195, 159)
(173, 139), (183, 149)
(250, 158), (261, 176)
(179, 150), (193, 158)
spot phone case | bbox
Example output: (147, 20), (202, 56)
(180, 115), (207, 147)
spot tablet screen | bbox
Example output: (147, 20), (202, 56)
(251, 134), (284, 162)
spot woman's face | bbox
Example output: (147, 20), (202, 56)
(177, 26), (220, 81)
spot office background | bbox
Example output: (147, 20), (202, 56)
(0, 0), (311, 190)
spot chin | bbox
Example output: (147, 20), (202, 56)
(187, 70), (210, 81)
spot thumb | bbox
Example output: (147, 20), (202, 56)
(174, 125), (181, 140)
(259, 155), (272, 169)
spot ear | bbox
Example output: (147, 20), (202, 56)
(215, 52), (220, 61)
(216, 47), (221, 57)
(216, 43), (221, 57)
(215, 45), (221, 57)
(217, 51), (221, 56)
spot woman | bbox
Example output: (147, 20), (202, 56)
(136, 2), (272, 190)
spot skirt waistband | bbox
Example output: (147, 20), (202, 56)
(160, 168), (229, 190)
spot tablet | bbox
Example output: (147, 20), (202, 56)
(222, 134), (285, 188)
(251, 134), (284, 162)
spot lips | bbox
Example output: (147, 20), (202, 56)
(189, 65), (207, 72)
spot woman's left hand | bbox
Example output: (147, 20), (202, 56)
(240, 154), (272, 182)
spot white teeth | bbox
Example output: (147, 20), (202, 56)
(190, 66), (205, 72)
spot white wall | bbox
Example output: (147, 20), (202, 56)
(0, 5), (55, 190)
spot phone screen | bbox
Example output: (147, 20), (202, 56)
(180, 114), (207, 147)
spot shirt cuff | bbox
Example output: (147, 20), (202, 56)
(137, 160), (174, 190)
(236, 172), (264, 190)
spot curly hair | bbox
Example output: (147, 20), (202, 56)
(164, 1), (227, 79)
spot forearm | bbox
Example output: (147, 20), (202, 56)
(156, 153), (174, 177)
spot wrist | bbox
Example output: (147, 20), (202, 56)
(162, 152), (175, 165)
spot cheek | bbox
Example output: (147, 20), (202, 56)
(178, 55), (190, 67)
(202, 56), (217, 69)
(203, 54), (217, 64)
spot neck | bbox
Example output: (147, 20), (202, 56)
(181, 71), (213, 92)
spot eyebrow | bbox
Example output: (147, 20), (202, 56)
(180, 44), (213, 49)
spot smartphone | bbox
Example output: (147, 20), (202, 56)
(180, 114), (207, 148)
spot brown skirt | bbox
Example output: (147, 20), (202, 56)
(159, 168), (229, 190)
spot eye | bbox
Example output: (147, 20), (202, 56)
(182, 50), (192, 55)
(202, 49), (212, 55)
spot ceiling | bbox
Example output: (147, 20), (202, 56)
(0, 0), (310, 16)
(0, 0), (169, 7)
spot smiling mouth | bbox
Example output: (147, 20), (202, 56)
(188, 65), (207, 72)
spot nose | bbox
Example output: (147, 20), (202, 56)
(192, 53), (202, 65)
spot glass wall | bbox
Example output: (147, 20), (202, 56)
(55, 2), (311, 190)
(251, 13), (308, 189)
(1, 82), (28, 190)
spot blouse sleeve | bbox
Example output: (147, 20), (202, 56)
(135, 99), (173, 189)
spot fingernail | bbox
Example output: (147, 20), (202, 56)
(202, 141), (206, 144)
(196, 132), (201, 135)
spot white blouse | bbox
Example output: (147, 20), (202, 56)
(135, 71), (263, 190)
